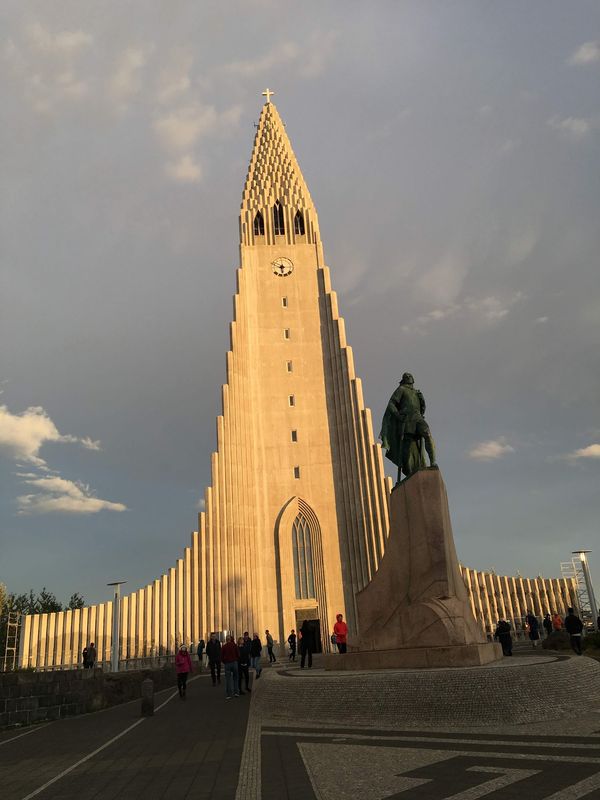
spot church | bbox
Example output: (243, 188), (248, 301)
(17, 95), (577, 668)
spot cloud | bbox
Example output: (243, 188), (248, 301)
(468, 437), (515, 461)
(507, 228), (537, 265)
(165, 155), (203, 183)
(568, 41), (600, 66)
(406, 291), (523, 334)
(154, 103), (242, 183)
(223, 31), (337, 81)
(548, 116), (592, 140)
(415, 253), (469, 306)
(154, 105), (219, 152)
(0, 404), (101, 466)
(465, 291), (524, 322)
(0, 404), (119, 514)
(17, 476), (126, 515)
(0, 404), (66, 466)
(534, 316), (549, 324)
(109, 46), (150, 106)
(80, 436), (102, 451)
(5, 25), (91, 113)
(224, 42), (301, 78)
(156, 50), (194, 105)
(567, 443), (600, 460)
(26, 23), (93, 55)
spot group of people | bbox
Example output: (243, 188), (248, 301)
(494, 608), (586, 656)
(81, 642), (96, 669)
(175, 615), (350, 699)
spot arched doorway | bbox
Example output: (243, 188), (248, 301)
(275, 497), (330, 653)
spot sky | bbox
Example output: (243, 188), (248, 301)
(1, 1), (599, 606)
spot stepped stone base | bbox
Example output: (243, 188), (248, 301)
(333, 468), (502, 671)
(324, 642), (502, 671)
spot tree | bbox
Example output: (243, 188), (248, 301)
(37, 588), (62, 613)
(67, 593), (85, 610)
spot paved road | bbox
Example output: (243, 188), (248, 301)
(0, 673), (250, 800)
(2, 655), (600, 799)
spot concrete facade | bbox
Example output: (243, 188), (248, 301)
(17, 100), (580, 670)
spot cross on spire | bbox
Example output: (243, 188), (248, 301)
(262, 87), (275, 104)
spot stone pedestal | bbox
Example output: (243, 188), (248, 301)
(325, 468), (502, 669)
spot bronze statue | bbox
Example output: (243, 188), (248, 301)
(380, 373), (437, 483)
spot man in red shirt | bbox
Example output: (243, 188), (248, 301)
(333, 613), (348, 654)
(221, 635), (240, 699)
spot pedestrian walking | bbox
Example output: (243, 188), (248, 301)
(86, 642), (97, 669)
(564, 607), (584, 655)
(552, 612), (563, 631)
(265, 629), (276, 663)
(543, 613), (553, 638)
(287, 629), (297, 661)
(197, 638), (205, 667)
(250, 633), (263, 679)
(82, 646), (89, 669)
(237, 636), (251, 694)
(175, 644), (193, 699)
(525, 611), (540, 648)
(206, 632), (222, 686)
(300, 619), (314, 669)
(494, 619), (513, 656)
(222, 635), (240, 699)
(333, 613), (348, 654)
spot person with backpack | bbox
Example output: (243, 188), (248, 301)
(525, 611), (540, 648)
(206, 632), (222, 686)
(494, 619), (513, 656)
(250, 633), (263, 678)
(542, 613), (553, 638)
(300, 619), (314, 669)
(237, 636), (251, 694)
(287, 629), (297, 662)
(333, 613), (348, 654)
(265, 629), (276, 663)
(197, 638), (205, 668)
(564, 607), (584, 655)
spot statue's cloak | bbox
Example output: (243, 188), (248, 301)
(380, 400), (402, 468)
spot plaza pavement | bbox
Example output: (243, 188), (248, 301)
(1, 650), (600, 799)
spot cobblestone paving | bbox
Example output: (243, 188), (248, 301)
(237, 652), (600, 799)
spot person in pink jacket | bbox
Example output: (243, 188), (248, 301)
(175, 644), (193, 699)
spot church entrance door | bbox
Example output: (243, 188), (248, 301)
(295, 609), (322, 654)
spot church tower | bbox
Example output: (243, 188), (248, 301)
(17, 96), (581, 669)
(199, 94), (391, 644)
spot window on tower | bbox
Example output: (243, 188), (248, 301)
(292, 513), (315, 599)
(273, 201), (285, 236)
(294, 210), (305, 236)
(253, 211), (265, 236)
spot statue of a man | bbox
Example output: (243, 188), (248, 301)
(380, 373), (437, 483)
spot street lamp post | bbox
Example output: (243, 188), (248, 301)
(107, 581), (127, 672)
(572, 551), (598, 631)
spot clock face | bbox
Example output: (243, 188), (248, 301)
(272, 257), (294, 277)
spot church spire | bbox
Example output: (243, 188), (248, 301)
(240, 94), (320, 246)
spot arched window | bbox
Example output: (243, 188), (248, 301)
(253, 211), (265, 236)
(294, 210), (305, 236)
(292, 513), (315, 599)
(273, 201), (285, 236)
